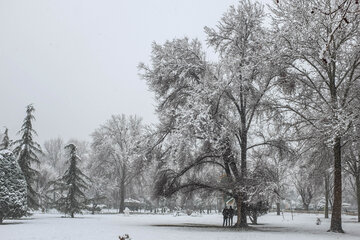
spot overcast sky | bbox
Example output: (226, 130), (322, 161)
(0, 0), (273, 144)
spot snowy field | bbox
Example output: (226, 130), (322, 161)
(1, 212), (360, 240)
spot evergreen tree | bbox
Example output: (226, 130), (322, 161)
(13, 104), (43, 209)
(0, 150), (27, 224)
(57, 143), (89, 218)
(0, 128), (10, 150)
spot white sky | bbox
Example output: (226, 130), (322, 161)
(0, 0), (273, 144)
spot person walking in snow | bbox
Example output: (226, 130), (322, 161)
(222, 206), (229, 227)
(228, 206), (234, 226)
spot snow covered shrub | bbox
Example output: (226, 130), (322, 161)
(247, 201), (269, 225)
(0, 150), (27, 223)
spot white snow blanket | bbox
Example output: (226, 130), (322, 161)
(0, 212), (359, 240)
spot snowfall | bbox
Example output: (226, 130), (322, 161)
(1, 212), (360, 240)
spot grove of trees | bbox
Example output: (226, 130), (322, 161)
(138, 0), (360, 233)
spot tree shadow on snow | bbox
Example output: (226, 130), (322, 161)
(58, 216), (92, 219)
(0, 222), (25, 225)
(152, 223), (263, 232)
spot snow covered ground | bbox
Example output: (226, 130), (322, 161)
(0, 212), (359, 240)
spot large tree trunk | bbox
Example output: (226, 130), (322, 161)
(222, 136), (248, 228)
(0, 213), (3, 224)
(119, 182), (125, 214)
(276, 202), (281, 216)
(329, 137), (344, 233)
(235, 129), (248, 227)
(252, 214), (257, 225)
(356, 170), (360, 223)
(235, 195), (247, 227)
(303, 203), (309, 211)
(324, 174), (329, 219)
(119, 166), (126, 214)
(91, 203), (97, 215)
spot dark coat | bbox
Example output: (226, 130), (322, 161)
(222, 208), (229, 218)
(228, 207), (235, 217)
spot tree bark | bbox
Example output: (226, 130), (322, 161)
(236, 130), (248, 227)
(0, 213), (3, 224)
(252, 214), (257, 225)
(235, 194), (248, 227)
(119, 182), (125, 214)
(240, 198), (247, 226)
(304, 203), (309, 211)
(324, 174), (329, 219)
(91, 203), (97, 215)
(235, 195), (242, 227)
(356, 170), (360, 223)
(329, 137), (344, 233)
(119, 165), (126, 214)
(222, 137), (248, 228)
(276, 202), (281, 216)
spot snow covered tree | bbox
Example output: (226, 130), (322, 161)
(12, 104), (43, 209)
(67, 139), (90, 164)
(204, 1), (273, 226)
(345, 157), (360, 222)
(294, 166), (322, 211)
(271, 0), (360, 232)
(307, 142), (334, 218)
(36, 161), (56, 212)
(247, 200), (269, 225)
(140, 0), (278, 228)
(36, 138), (66, 211)
(43, 137), (66, 175)
(139, 37), (230, 211)
(91, 114), (146, 213)
(86, 187), (106, 214)
(343, 124), (360, 222)
(0, 150), (27, 224)
(249, 136), (295, 216)
(56, 143), (89, 218)
(343, 89), (360, 222)
(0, 128), (10, 150)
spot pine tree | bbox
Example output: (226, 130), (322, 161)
(0, 150), (27, 224)
(57, 143), (89, 218)
(12, 104), (43, 209)
(0, 128), (10, 150)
